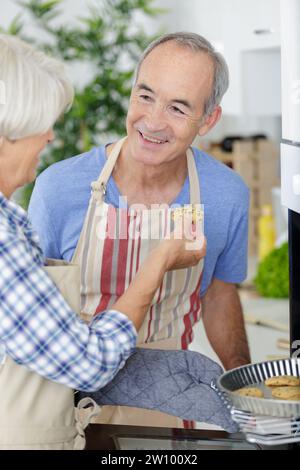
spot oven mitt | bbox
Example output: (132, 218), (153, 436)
(78, 348), (238, 433)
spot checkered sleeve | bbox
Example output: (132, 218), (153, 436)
(0, 227), (137, 391)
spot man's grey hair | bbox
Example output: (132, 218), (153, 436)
(134, 32), (229, 117)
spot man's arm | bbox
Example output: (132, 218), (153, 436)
(201, 277), (251, 370)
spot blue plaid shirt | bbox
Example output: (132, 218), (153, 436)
(0, 192), (137, 391)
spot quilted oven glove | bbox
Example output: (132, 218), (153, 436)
(78, 348), (238, 433)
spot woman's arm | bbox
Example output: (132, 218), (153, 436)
(0, 225), (205, 391)
(0, 227), (136, 391)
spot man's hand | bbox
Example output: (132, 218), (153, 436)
(202, 278), (251, 370)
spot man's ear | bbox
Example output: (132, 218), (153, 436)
(197, 106), (222, 137)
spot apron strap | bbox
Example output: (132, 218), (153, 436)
(91, 137), (201, 205)
(187, 147), (201, 205)
(91, 137), (127, 201)
(73, 397), (101, 450)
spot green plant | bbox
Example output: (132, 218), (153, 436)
(254, 242), (289, 298)
(1, 0), (164, 208)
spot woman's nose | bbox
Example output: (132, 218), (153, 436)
(46, 129), (55, 142)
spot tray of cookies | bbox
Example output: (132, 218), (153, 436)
(217, 358), (300, 418)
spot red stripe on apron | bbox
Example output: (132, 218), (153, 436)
(183, 419), (195, 430)
(181, 272), (202, 350)
(116, 211), (130, 297)
(182, 272), (202, 430)
(147, 281), (164, 342)
(95, 206), (116, 315)
(128, 214), (137, 284)
(135, 212), (142, 274)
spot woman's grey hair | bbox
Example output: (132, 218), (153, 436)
(134, 32), (229, 117)
(0, 34), (74, 140)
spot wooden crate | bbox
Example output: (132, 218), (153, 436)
(207, 139), (279, 256)
(210, 142), (255, 186)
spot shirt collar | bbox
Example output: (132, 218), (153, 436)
(0, 191), (29, 229)
(0, 191), (44, 261)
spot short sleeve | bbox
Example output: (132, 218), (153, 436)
(213, 191), (249, 284)
(28, 178), (60, 259)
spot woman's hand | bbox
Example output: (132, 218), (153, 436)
(157, 233), (206, 271)
(155, 215), (206, 271)
(112, 219), (206, 331)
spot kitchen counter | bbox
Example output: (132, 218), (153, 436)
(83, 423), (296, 450)
(84, 423), (257, 450)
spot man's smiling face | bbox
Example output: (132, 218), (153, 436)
(126, 41), (216, 166)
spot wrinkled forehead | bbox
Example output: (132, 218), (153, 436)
(136, 42), (214, 106)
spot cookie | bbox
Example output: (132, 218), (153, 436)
(271, 386), (300, 400)
(171, 206), (203, 223)
(235, 387), (264, 398)
(265, 375), (300, 387)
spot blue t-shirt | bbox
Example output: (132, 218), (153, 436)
(28, 145), (249, 297)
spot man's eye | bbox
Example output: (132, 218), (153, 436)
(140, 94), (152, 101)
(171, 106), (185, 115)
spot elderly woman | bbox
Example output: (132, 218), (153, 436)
(0, 34), (234, 449)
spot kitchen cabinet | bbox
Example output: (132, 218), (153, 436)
(222, 0), (280, 52)
(221, 0), (281, 115)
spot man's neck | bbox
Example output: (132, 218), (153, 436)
(109, 141), (187, 196)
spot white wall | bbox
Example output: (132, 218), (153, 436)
(1, 0), (282, 143)
(153, 0), (282, 145)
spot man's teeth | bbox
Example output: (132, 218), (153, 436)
(141, 133), (166, 144)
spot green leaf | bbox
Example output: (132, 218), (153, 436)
(18, 0), (62, 20)
(9, 13), (24, 35)
(254, 243), (289, 298)
(0, 13), (24, 34)
(142, 6), (168, 16)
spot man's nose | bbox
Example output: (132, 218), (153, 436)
(144, 102), (168, 130)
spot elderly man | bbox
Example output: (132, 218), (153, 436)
(29, 32), (251, 427)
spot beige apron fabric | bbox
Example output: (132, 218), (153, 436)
(72, 137), (204, 428)
(0, 260), (94, 449)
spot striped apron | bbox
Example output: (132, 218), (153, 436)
(72, 137), (204, 428)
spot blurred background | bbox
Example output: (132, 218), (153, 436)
(1, 0), (289, 365)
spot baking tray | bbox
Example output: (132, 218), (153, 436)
(217, 358), (300, 418)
